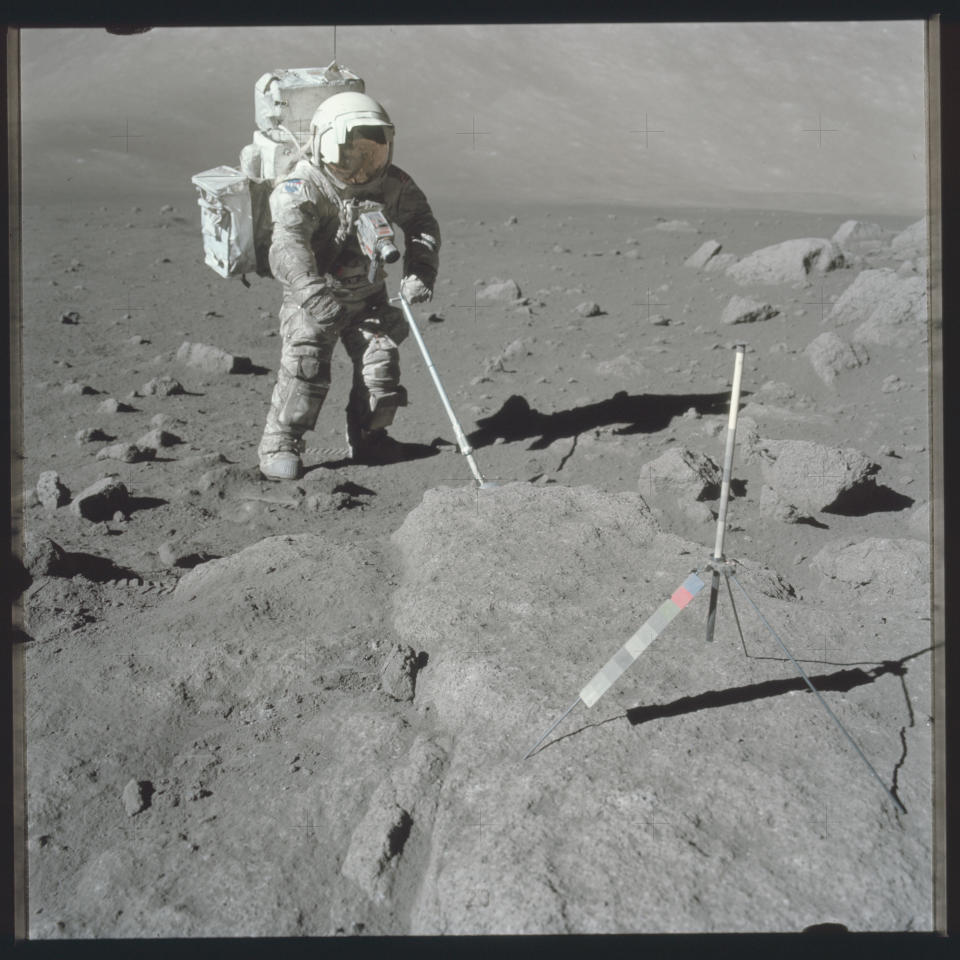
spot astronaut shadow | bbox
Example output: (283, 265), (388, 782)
(312, 440), (441, 471)
(466, 390), (745, 450)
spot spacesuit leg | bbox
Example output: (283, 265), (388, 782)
(341, 303), (409, 449)
(258, 301), (339, 476)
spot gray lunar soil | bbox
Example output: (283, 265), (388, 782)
(15, 198), (933, 936)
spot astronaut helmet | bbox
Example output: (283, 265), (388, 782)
(310, 91), (395, 185)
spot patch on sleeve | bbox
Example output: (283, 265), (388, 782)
(282, 179), (305, 193)
(411, 233), (438, 252)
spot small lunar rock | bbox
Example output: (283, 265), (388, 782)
(128, 335), (150, 345)
(36, 471), (71, 509)
(624, 248), (642, 259)
(684, 240), (722, 269)
(62, 381), (97, 396)
(721, 295), (779, 326)
(75, 427), (111, 444)
(476, 278), (522, 302)
(576, 302), (603, 318)
(681, 407), (700, 420)
(60, 311), (80, 324)
(552, 244), (571, 254)
(122, 779), (152, 816)
(141, 376), (185, 397)
(427, 313), (444, 323)
(878, 445), (896, 457)
(504, 215), (518, 225)
(137, 428), (180, 448)
(160, 204), (174, 213)
(97, 398), (134, 414)
(23, 532), (73, 578)
(649, 314), (670, 326)
(97, 442), (148, 463)
(379, 643), (421, 701)
(177, 341), (252, 374)
(881, 375), (906, 393)
(112, 511), (126, 522)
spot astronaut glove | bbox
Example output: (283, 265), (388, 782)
(307, 295), (346, 333)
(400, 275), (433, 304)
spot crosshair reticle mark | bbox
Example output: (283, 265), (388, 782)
(634, 289), (670, 321)
(109, 119), (144, 154)
(629, 113), (666, 148)
(455, 115), (492, 150)
(801, 111), (840, 147)
(801, 285), (836, 322)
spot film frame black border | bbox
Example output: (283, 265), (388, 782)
(1, 12), (955, 947)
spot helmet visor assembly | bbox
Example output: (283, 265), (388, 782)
(326, 124), (394, 184)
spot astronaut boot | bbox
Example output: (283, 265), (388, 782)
(258, 408), (305, 480)
(258, 433), (304, 481)
(345, 390), (408, 465)
(345, 328), (408, 464)
(258, 344), (331, 480)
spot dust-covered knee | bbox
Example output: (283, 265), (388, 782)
(354, 333), (406, 429)
(274, 344), (331, 430)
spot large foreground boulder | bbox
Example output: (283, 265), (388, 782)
(726, 238), (844, 286)
(26, 485), (931, 937)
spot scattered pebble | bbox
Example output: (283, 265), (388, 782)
(60, 311), (80, 324)
(575, 301), (603, 318)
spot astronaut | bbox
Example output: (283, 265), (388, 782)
(257, 91), (440, 481)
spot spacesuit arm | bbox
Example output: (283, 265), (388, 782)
(268, 180), (342, 322)
(395, 175), (441, 290)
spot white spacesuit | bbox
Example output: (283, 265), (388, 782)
(257, 91), (440, 481)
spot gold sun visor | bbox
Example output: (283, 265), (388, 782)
(326, 125), (394, 185)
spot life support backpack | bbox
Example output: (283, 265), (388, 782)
(191, 62), (364, 284)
